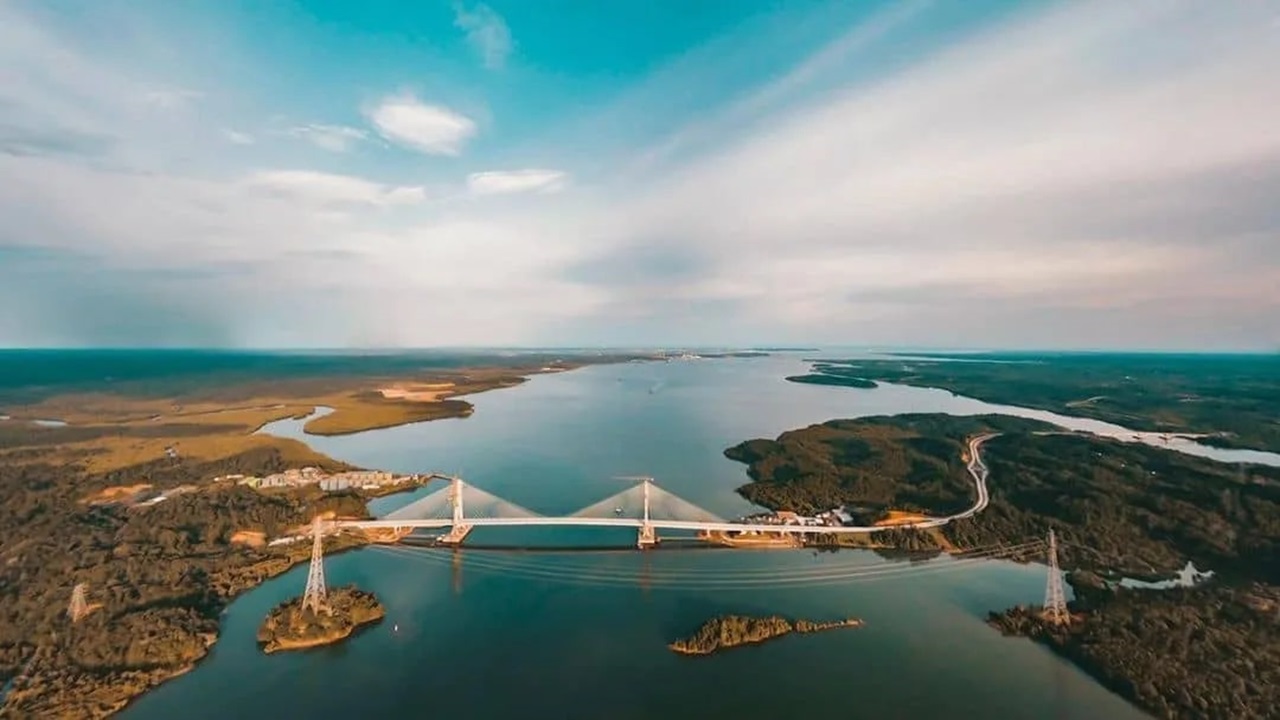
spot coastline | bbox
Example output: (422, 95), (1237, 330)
(0, 356), (649, 718)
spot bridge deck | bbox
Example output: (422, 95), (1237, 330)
(339, 516), (945, 534)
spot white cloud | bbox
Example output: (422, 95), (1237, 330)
(467, 169), (566, 196)
(364, 93), (476, 155)
(2, 0), (1279, 349)
(144, 88), (203, 110)
(453, 2), (513, 70)
(242, 170), (426, 207)
(552, 0), (1280, 346)
(223, 129), (254, 145)
(287, 123), (367, 152)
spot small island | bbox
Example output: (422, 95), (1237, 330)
(669, 614), (863, 656)
(785, 373), (877, 389)
(257, 586), (385, 654)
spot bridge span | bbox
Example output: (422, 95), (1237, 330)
(334, 434), (996, 548)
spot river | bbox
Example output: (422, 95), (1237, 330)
(121, 354), (1277, 720)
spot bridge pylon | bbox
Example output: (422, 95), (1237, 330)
(637, 478), (658, 549)
(440, 476), (473, 545)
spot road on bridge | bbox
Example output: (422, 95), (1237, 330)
(338, 433), (1001, 537)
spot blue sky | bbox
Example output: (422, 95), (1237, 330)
(1, 0), (1278, 349)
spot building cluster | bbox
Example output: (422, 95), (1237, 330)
(738, 507), (855, 527)
(219, 468), (414, 491)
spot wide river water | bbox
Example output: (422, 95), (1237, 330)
(122, 355), (1278, 720)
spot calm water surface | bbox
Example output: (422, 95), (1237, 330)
(123, 355), (1244, 720)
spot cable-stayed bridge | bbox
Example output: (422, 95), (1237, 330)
(340, 475), (953, 548)
(302, 433), (1072, 624)
(341, 433), (1000, 548)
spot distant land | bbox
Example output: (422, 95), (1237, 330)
(800, 352), (1280, 453)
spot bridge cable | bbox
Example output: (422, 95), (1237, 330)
(365, 539), (1044, 590)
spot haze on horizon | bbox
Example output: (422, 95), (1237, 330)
(1, 0), (1277, 352)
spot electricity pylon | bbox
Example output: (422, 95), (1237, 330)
(1043, 529), (1069, 625)
(302, 516), (329, 614)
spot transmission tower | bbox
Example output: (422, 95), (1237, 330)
(301, 516), (329, 614)
(67, 583), (90, 623)
(1043, 529), (1069, 625)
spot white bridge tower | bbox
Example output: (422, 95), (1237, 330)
(637, 477), (657, 549)
(440, 475), (474, 545)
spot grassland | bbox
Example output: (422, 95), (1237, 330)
(0, 362), (590, 474)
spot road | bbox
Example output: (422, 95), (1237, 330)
(340, 434), (1000, 536)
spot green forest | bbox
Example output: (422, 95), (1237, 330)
(725, 414), (1051, 518)
(804, 352), (1280, 452)
(0, 434), (370, 718)
(725, 411), (1280, 720)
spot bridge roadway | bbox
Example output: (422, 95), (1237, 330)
(341, 515), (947, 534)
(338, 434), (999, 537)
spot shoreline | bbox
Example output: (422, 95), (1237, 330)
(2, 357), (652, 718)
(258, 587), (386, 655)
(96, 539), (377, 720)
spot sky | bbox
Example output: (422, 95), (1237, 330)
(1, 0), (1278, 351)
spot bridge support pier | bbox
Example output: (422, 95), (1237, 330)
(637, 523), (657, 549)
(438, 476), (473, 545)
(440, 523), (473, 545)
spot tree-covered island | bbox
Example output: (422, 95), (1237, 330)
(669, 615), (863, 656)
(258, 586), (385, 654)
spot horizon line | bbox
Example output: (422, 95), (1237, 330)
(0, 345), (1276, 355)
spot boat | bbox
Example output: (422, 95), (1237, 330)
(613, 507), (624, 515)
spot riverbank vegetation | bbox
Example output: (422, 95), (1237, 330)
(669, 615), (862, 656)
(257, 587), (385, 654)
(0, 441), (374, 717)
(989, 580), (1280, 720)
(806, 352), (1280, 453)
(726, 414), (1280, 580)
(0, 352), (651, 716)
(785, 372), (877, 389)
(726, 411), (1280, 719)
(725, 414), (1052, 519)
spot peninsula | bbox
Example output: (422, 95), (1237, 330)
(724, 409), (1280, 719)
(257, 586), (385, 654)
